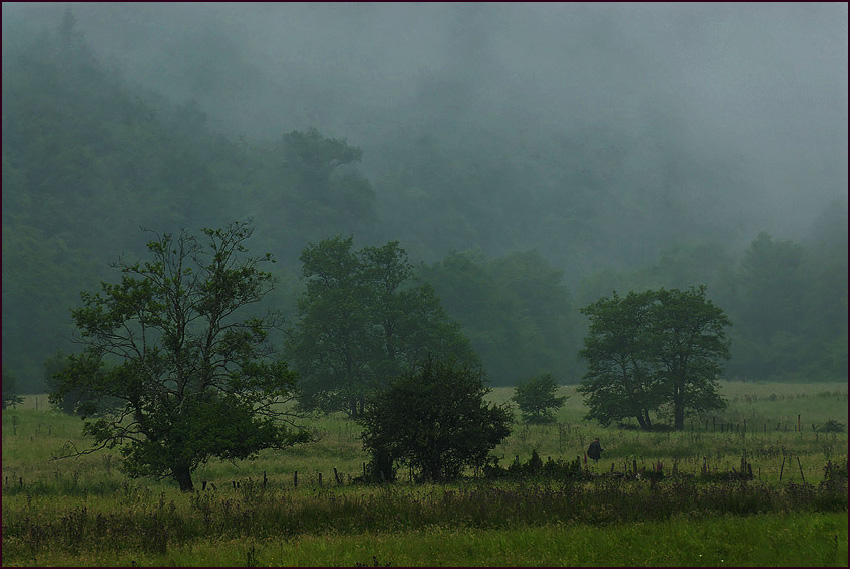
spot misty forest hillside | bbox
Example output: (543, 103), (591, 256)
(2, 4), (847, 391)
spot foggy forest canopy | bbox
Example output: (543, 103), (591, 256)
(2, 3), (847, 392)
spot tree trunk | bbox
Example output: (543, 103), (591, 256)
(173, 464), (194, 492)
(637, 410), (654, 429)
(673, 393), (685, 430)
(643, 409), (653, 430)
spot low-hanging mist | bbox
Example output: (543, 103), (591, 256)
(2, 3), (846, 390)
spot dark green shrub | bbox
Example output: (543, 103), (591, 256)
(360, 355), (512, 482)
(821, 458), (848, 488)
(815, 419), (846, 433)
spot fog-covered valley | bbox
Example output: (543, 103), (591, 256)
(2, 3), (847, 390)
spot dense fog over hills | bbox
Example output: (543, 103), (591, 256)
(2, 2), (847, 389)
(8, 3), (846, 259)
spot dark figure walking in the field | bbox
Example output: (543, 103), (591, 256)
(587, 438), (603, 463)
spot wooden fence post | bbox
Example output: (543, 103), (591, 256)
(797, 456), (806, 484)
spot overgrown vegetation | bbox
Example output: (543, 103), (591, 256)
(2, 382), (847, 566)
(2, 468), (846, 559)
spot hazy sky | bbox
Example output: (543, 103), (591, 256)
(5, 2), (848, 249)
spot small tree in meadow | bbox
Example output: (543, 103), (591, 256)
(2, 367), (24, 409)
(512, 373), (567, 424)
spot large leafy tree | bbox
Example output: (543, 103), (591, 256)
(49, 221), (310, 491)
(578, 286), (730, 430)
(360, 356), (513, 482)
(653, 287), (731, 429)
(578, 290), (663, 429)
(362, 241), (475, 379)
(285, 236), (476, 418)
(285, 235), (373, 418)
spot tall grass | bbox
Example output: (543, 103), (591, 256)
(2, 382), (847, 566)
(2, 472), (846, 562)
(2, 513), (846, 567)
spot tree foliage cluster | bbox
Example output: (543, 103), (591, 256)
(285, 236), (476, 418)
(418, 250), (580, 385)
(2, 368), (24, 409)
(45, 221), (506, 489)
(578, 286), (731, 430)
(359, 356), (512, 482)
(577, 229), (847, 382)
(512, 373), (567, 424)
(43, 350), (120, 416)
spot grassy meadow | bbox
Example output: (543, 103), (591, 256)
(2, 380), (847, 566)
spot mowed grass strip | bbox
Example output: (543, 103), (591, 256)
(2, 512), (845, 567)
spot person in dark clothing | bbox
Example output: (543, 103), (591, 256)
(587, 438), (603, 462)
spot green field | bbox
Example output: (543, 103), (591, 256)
(2, 380), (847, 566)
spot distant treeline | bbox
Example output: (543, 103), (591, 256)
(2, 17), (846, 390)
